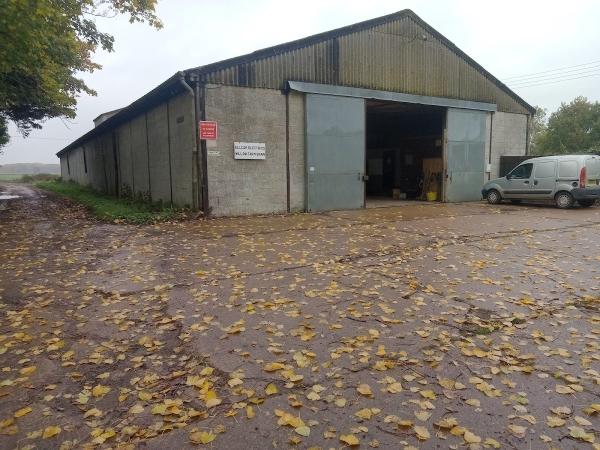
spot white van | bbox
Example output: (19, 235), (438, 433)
(482, 155), (600, 208)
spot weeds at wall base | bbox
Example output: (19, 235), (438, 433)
(35, 180), (186, 224)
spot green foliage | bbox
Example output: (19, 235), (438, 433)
(19, 173), (59, 183)
(36, 180), (184, 224)
(0, 173), (24, 181)
(528, 106), (547, 155)
(0, 116), (8, 150)
(0, 0), (162, 149)
(534, 97), (600, 155)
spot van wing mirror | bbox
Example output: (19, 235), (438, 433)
(506, 173), (512, 180)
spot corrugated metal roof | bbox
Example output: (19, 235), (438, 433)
(189, 9), (533, 114)
(58, 9), (534, 157)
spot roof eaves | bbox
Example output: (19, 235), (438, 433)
(93, 108), (124, 123)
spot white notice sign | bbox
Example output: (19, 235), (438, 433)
(234, 142), (266, 160)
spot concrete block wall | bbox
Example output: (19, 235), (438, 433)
(60, 157), (68, 180)
(205, 85), (289, 216)
(489, 112), (528, 179)
(59, 91), (196, 208)
(87, 139), (106, 192)
(146, 102), (172, 204)
(62, 145), (89, 185)
(167, 93), (195, 208)
(98, 133), (117, 196)
(117, 123), (133, 196)
(130, 115), (150, 199)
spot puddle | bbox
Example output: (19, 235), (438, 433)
(0, 195), (20, 200)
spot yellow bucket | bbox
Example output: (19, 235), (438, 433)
(426, 191), (437, 202)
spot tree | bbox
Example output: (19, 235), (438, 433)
(0, 117), (8, 149)
(535, 96), (600, 155)
(528, 106), (547, 155)
(0, 0), (162, 152)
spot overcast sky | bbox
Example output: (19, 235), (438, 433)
(3, 0), (600, 165)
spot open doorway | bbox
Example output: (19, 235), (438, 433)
(365, 101), (445, 206)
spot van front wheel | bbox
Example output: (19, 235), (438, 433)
(555, 191), (574, 209)
(486, 189), (502, 205)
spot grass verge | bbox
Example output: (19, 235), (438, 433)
(0, 174), (24, 182)
(36, 180), (186, 224)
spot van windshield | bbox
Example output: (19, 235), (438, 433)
(509, 163), (533, 179)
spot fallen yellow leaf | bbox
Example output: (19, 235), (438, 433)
(92, 385), (110, 398)
(190, 430), (216, 444)
(569, 426), (594, 443)
(355, 408), (373, 420)
(420, 390), (436, 400)
(295, 425), (310, 436)
(414, 426), (430, 440)
(264, 362), (286, 372)
(340, 434), (360, 446)
(14, 407), (32, 418)
(546, 416), (565, 427)
(463, 430), (481, 444)
(83, 408), (102, 418)
(357, 384), (373, 397)
(265, 383), (279, 395)
(42, 426), (61, 439)
(19, 366), (36, 376)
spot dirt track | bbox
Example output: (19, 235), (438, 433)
(1, 183), (599, 449)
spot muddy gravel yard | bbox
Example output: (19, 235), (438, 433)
(0, 183), (599, 450)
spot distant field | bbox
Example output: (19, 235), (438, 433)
(0, 173), (59, 182)
(0, 174), (25, 181)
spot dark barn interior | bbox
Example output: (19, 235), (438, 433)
(366, 101), (445, 202)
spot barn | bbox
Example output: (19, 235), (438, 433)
(57, 9), (534, 216)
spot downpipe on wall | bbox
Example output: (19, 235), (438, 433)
(178, 72), (208, 215)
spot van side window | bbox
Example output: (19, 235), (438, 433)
(534, 161), (556, 178)
(558, 160), (578, 178)
(585, 158), (600, 178)
(510, 163), (533, 179)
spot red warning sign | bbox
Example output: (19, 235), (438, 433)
(199, 121), (218, 140)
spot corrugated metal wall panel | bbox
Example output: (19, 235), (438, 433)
(199, 16), (528, 114)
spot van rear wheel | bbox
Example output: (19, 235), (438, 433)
(555, 191), (574, 209)
(486, 189), (502, 205)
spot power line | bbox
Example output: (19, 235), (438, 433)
(507, 68), (600, 87)
(505, 63), (600, 83)
(509, 71), (600, 88)
(503, 59), (600, 80)
(509, 72), (600, 89)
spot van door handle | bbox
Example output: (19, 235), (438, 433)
(533, 180), (538, 185)
(523, 180), (529, 184)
